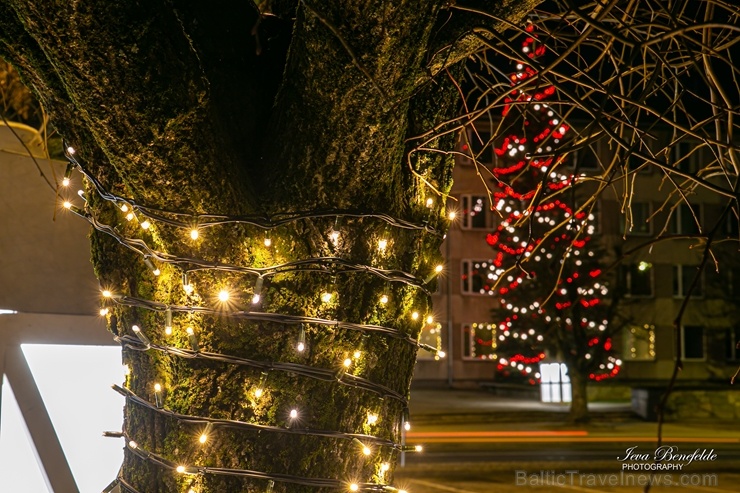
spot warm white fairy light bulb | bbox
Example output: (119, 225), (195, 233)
(426, 198), (434, 208)
(321, 292), (333, 303)
(343, 357), (352, 368)
(62, 177), (71, 187)
(425, 315), (434, 324)
(264, 237), (272, 247)
(190, 228), (199, 240)
(380, 462), (390, 472)
(176, 465), (186, 474)
(199, 433), (208, 444)
(63, 200), (72, 209)
(120, 204), (129, 213)
(411, 311), (419, 321)
(415, 445), (423, 452)
(125, 212), (135, 221)
(154, 383), (162, 393)
(404, 421), (411, 431)
(349, 484), (359, 492)
(435, 264), (443, 274)
(380, 294), (389, 304)
(353, 350), (361, 359)
(378, 239), (388, 251)
(448, 210), (457, 220)
(99, 307), (109, 316)
(437, 350), (446, 359)
(289, 409), (298, 419)
(140, 219), (151, 230)
(362, 445), (371, 455)
(218, 289), (230, 302)
(367, 413), (378, 425)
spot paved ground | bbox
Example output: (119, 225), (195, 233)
(394, 388), (740, 493)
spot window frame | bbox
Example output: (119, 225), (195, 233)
(670, 203), (702, 235)
(624, 324), (656, 361)
(672, 264), (704, 299)
(619, 201), (652, 236)
(620, 263), (654, 298)
(461, 322), (498, 361)
(461, 259), (498, 296)
(726, 326), (740, 362)
(460, 194), (489, 230)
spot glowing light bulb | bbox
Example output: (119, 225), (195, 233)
(164, 326), (172, 336)
(362, 445), (371, 455)
(62, 177), (70, 187)
(67, 146), (75, 155)
(218, 289), (230, 302)
(186, 327), (194, 336)
(330, 230), (340, 245)
(63, 200), (72, 209)
(321, 292), (333, 303)
(425, 198), (434, 208)
(343, 358), (352, 368)
(153, 268), (161, 276)
(367, 413), (378, 425)
(126, 212), (134, 221)
(252, 293), (261, 304)
(349, 484), (359, 492)
(141, 220), (151, 230)
(254, 388), (263, 398)
(176, 465), (186, 474)
(378, 239), (388, 251)
(184, 283), (194, 294)
(154, 383), (162, 393)
(353, 350), (361, 359)
(128, 440), (138, 449)
(297, 341), (305, 352)
(404, 421), (411, 431)
(438, 350), (446, 359)
(264, 238), (272, 247)
(411, 311), (419, 321)
(448, 210), (457, 220)
(381, 463), (390, 472)
(425, 315), (434, 324)
(99, 307), (109, 316)
(435, 264), (443, 274)
(199, 433), (208, 444)
(380, 294), (388, 304)
(190, 229), (199, 240)
(289, 409), (298, 419)
(415, 445), (423, 452)
(120, 204), (129, 212)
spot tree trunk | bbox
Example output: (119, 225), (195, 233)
(0, 1), (538, 491)
(568, 366), (589, 424)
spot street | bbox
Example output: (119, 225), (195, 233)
(395, 389), (740, 492)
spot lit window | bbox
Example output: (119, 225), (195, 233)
(672, 265), (703, 298)
(619, 263), (653, 297)
(461, 260), (499, 295)
(462, 323), (497, 360)
(417, 323), (442, 360)
(461, 195), (488, 229)
(624, 324), (656, 360)
(681, 325), (704, 360)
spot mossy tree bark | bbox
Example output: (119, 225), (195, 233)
(0, 1), (538, 491)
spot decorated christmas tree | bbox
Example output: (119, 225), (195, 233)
(485, 23), (621, 420)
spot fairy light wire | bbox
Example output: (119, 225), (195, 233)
(113, 384), (401, 448)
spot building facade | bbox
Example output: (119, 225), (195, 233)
(414, 128), (740, 390)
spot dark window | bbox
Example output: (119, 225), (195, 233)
(620, 263), (653, 297)
(672, 265), (703, 297)
(670, 203), (701, 235)
(619, 202), (651, 235)
(462, 195), (488, 229)
(461, 260), (497, 295)
(726, 327), (740, 361)
(460, 129), (492, 164)
(681, 325), (704, 360)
